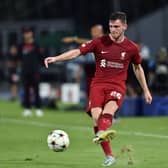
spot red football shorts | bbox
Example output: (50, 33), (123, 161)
(86, 84), (125, 116)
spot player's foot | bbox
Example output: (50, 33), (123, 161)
(35, 109), (44, 117)
(102, 156), (116, 166)
(93, 129), (117, 144)
(22, 109), (32, 117)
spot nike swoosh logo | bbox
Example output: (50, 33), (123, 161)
(101, 51), (109, 54)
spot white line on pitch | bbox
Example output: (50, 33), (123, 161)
(1, 118), (168, 139)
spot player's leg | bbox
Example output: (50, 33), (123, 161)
(91, 108), (114, 162)
(89, 85), (116, 165)
(91, 107), (103, 145)
(91, 107), (102, 127)
(91, 107), (102, 142)
(22, 78), (32, 117)
(94, 127), (114, 161)
(33, 73), (43, 117)
(99, 101), (118, 166)
(93, 101), (118, 143)
(103, 100), (118, 115)
(92, 102), (118, 166)
(89, 85), (103, 134)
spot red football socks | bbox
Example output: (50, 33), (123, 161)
(94, 126), (98, 134)
(94, 113), (113, 156)
(98, 113), (113, 131)
(101, 140), (112, 156)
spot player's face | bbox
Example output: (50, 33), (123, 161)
(91, 26), (103, 39)
(109, 19), (127, 40)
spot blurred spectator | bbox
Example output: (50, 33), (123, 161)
(0, 51), (5, 82)
(138, 41), (151, 83)
(139, 42), (151, 60)
(18, 28), (44, 117)
(6, 44), (20, 101)
(150, 47), (168, 95)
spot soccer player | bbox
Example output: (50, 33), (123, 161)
(62, 25), (120, 124)
(44, 12), (152, 166)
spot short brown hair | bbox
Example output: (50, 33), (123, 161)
(109, 12), (127, 24)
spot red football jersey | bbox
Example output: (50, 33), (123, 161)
(79, 34), (142, 93)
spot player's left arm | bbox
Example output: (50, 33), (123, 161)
(132, 64), (152, 104)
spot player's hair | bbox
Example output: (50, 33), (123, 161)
(109, 12), (127, 24)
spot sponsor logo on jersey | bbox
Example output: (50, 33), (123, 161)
(100, 59), (124, 69)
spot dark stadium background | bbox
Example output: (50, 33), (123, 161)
(0, 0), (167, 33)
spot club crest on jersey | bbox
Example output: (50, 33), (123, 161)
(120, 52), (126, 60)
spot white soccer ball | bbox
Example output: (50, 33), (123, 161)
(47, 130), (70, 152)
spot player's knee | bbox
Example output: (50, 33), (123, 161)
(103, 101), (118, 116)
(92, 115), (100, 123)
(91, 107), (102, 124)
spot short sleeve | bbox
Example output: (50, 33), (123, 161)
(132, 46), (142, 65)
(79, 39), (97, 55)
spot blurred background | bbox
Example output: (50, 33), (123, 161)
(0, 0), (168, 116)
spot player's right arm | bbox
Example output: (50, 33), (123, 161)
(45, 38), (97, 68)
(44, 49), (81, 68)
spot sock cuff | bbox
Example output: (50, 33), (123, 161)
(94, 126), (98, 130)
(93, 126), (98, 134)
(102, 113), (113, 119)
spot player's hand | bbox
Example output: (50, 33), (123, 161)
(44, 57), (56, 68)
(144, 89), (152, 104)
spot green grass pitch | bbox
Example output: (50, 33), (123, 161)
(0, 100), (168, 168)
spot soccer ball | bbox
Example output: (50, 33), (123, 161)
(47, 130), (70, 152)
